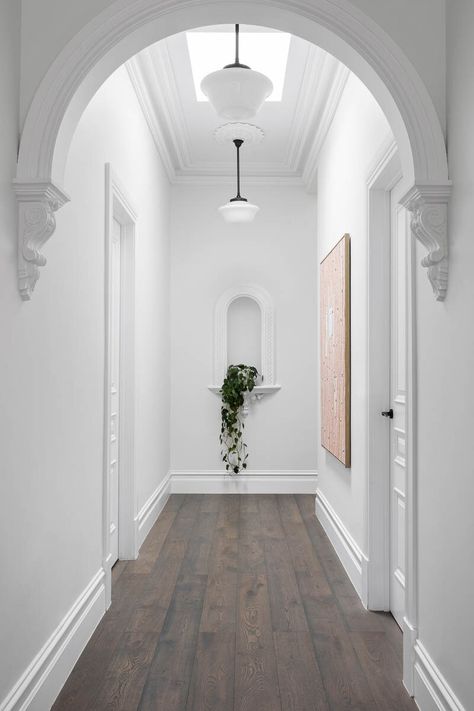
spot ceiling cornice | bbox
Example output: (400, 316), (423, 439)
(288, 46), (350, 192)
(126, 39), (349, 189)
(126, 43), (191, 182)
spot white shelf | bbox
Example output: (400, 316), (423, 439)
(208, 385), (281, 396)
(208, 384), (281, 416)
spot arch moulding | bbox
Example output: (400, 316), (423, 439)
(14, 0), (450, 301)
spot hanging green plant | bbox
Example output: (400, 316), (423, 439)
(220, 364), (259, 474)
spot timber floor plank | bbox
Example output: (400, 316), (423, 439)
(53, 494), (415, 711)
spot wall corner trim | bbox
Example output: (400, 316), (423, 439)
(315, 489), (368, 605)
(0, 569), (106, 711)
(413, 641), (466, 711)
(135, 472), (171, 552)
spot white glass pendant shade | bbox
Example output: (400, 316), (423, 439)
(201, 67), (273, 121)
(218, 200), (260, 223)
(201, 24), (273, 121)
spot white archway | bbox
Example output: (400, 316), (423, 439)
(14, 0), (450, 301)
(11, 0), (452, 696)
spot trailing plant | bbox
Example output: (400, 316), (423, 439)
(220, 364), (259, 474)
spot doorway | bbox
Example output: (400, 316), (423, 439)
(103, 164), (138, 607)
(366, 141), (417, 691)
(389, 177), (409, 629)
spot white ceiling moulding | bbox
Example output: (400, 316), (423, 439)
(171, 174), (306, 187)
(126, 43), (192, 183)
(126, 39), (348, 189)
(291, 50), (350, 192)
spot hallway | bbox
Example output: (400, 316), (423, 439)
(53, 495), (414, 710)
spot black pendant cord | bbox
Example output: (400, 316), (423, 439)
(230, 139), (247, 202)
(224, 24), (250, 69)
(235, 23), (240, 64)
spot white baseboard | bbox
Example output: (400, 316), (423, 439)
(135, 472), (171, 551)
(0, 569), (106, 711)
(170, 470), (318, 494)
(315, 489), (368, 604)
(413, 641), (465, 711)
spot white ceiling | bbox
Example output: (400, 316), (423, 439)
(126, 25), (349, 192)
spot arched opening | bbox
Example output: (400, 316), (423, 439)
(15, 0), (449, 302)
(11, 2), (452, 702)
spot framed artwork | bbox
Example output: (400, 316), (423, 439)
(320, 234), (351, 467)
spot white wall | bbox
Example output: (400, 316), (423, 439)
(65, 66), (171, 516)
(316, 73), (392, 549)
(169, 184), (318, 473)
(0, 65), (171, 704)
(413, 2), (474, 709)
(0, 0), (28, 701)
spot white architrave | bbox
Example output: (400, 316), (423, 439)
(14, 0), (450, 301)
(213, 284), (276, 387)
(366, 138), (402, 612)
(103, 164), (138, 608)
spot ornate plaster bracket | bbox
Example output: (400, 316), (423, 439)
(13, 180), (70, 300)
(401, 184), (451, 301)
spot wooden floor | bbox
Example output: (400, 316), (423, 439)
(53, 495), (416, 710)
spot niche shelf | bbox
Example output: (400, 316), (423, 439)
(208, 385), (281, 397)
(208, 284), (281, 414)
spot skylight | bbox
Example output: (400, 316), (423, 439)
(186, 31), (291, 102)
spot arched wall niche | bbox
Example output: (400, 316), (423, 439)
(227, 296), (262, 373)
(14, 0), (450, 301)
(212, 284), (277, 388)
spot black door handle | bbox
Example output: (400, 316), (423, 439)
(381, 409), (393, 419)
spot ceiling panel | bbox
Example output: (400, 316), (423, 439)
(126, 25), (350, 190)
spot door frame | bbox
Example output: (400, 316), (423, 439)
(366, 140), (418, 694)
(103, 164), (137, 608)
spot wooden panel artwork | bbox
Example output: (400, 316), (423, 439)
(320, 234), (351, 467)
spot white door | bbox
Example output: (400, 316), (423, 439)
(108, 218), (122, 567)
(388, 181), (408, 628)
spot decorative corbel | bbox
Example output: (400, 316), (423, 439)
(13, 180), (70, 300)
(401, 184), (451, 301)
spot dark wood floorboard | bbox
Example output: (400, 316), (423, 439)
(53, 494), (415, 711)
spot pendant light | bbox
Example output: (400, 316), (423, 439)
(219, 139), (259, 223)
(201, 24), (273, 120)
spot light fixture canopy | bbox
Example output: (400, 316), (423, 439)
(219, 138), (259, 223)
(201, 24), (273, 120)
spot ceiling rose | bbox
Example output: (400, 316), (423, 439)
(214, 122), (265, 146)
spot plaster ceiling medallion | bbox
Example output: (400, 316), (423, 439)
(201, 24), (273, 120)
(214, 122), (265, 146)
(219, 139), (259, 223)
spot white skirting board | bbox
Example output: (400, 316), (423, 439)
(0, 569), (106, 711)
(134, 472), (171, 551)
(315, 489), (368, 605)
(413, 641), (466, 711)
(170, 470), (318, 494)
